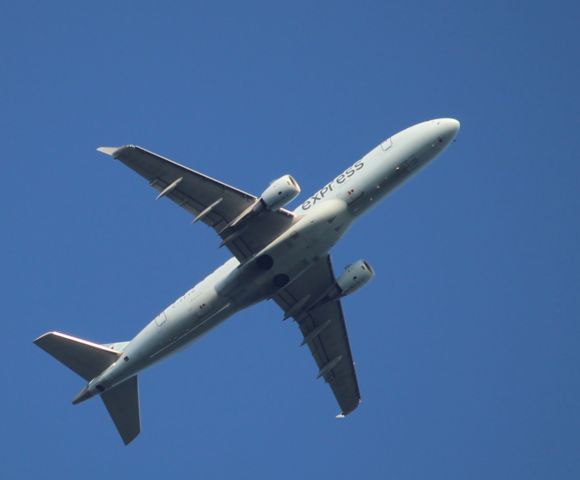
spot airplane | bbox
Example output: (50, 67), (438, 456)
(34, 118), (460, 444)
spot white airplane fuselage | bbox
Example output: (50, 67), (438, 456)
(83, 118), (460, 399)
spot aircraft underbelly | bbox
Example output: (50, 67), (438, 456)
(217, 199), (352, 302)
(98, 200), (353, 389)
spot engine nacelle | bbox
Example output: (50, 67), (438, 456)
(336, 260), (375, 296)
(260, 175), (301, 211)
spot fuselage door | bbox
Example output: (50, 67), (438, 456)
(381, 137), (392, 151)
(155, 312), (167, 326)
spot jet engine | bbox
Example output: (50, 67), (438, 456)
(336, 260), (374, 296)
(260, 175), (301, 211)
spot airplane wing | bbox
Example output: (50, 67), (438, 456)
(97, 145), (296, 262)
(273, 255), (361, 416)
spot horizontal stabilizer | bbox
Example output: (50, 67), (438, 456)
(34, 331), (120, 381)
(101, 376), (141, 445)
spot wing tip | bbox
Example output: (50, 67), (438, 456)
(97, 145), (139, 158)
(336, 398), (362, 419)
(122, 427), (141, 446)
(33, 331), (59, 345)
(97, 146), (121, 156)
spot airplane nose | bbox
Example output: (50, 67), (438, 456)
(434, 118), (460, 145)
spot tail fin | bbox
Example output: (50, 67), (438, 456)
(34, 331), (141, 445)
(101, 376), (141, 445)
(34, 331), (121, 380)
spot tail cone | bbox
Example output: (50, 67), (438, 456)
(72, 385), (94, 405)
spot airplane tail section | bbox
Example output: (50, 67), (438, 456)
(34, 331), (141, 444)
(101, 376), (141, 445)
(34, 331), (121, 380)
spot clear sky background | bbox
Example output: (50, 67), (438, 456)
(2, 1), (578, 478)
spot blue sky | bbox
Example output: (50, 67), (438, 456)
(2, 1), (579, 478)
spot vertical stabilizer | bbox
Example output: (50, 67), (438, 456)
(101, 376), (141, 445)
(34, 331), (140, 444)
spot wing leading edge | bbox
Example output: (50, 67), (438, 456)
(97, 145), (296, 261)
(274, 255), (361, 416)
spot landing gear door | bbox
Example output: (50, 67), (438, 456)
(347, 189), (366, 214)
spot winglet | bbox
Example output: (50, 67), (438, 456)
(97, 146), (121, 156)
